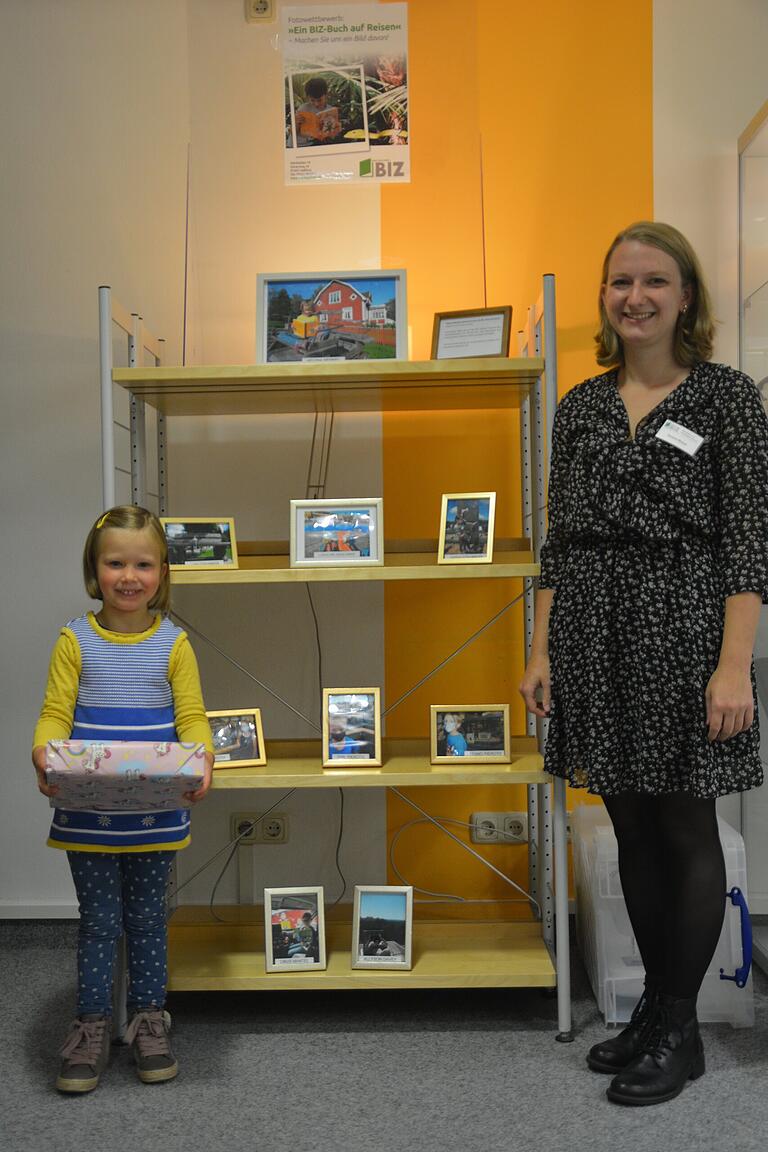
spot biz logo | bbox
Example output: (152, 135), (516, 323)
(359, 159), (406, 178)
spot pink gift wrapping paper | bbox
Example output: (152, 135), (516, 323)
(45, 740), (206, 810)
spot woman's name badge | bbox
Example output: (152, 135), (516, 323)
(655, 419), (704, 457)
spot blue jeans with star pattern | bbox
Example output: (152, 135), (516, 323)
(67, 851), (174, 1016)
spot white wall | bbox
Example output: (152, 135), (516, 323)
(653, 0), (768, 366)
(654, 0), (768, 876)
(0, 0), (191, 914)
(0, 0), (387, 915)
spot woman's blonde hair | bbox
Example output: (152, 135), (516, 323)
(83, 505), (171, 614)
(595, 220), (715, 368)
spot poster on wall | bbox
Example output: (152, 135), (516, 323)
(281, 3), (409, 186)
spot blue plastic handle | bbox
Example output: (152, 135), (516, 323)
(719, 886), (752, 988)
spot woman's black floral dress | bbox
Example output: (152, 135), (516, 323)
(539, 362), (768, 797)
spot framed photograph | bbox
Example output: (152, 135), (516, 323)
(430, 705), (511, 764)
(431, 306), (512, 360)
(160, 518), (239, 570)
(290, 498), (383, 568)
(352, 886), (413, 970)
(256, 270), (406, 363)
(322, 688), (382, 768)
(264, 887), (326, 972)
(206, 709), (266, 769)
(438, 493), (496, 564)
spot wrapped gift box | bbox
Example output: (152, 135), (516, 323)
(46, 740), (206, 810)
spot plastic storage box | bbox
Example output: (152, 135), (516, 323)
(572, 804), (754, 1028)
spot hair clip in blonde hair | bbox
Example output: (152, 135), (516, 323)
(96, 512), (110, 529)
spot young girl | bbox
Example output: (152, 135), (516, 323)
(32, 506), (214, 1094)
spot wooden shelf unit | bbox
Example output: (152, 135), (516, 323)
(104, 292), (570, 1035)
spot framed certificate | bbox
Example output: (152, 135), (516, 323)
(431, 306), (512, 360)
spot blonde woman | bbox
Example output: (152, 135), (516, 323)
(520, 222), (768, 1106)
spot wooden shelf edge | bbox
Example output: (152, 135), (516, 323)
(114, 356), (546, 389)
(208, 738), (546, 789)
(171, 551), (539, 585)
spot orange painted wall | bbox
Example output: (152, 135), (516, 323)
(380, 0), (653, 917)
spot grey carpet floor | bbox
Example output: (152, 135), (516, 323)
(1, 920), (767, 1152)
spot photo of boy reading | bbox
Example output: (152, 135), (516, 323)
(295, 76), (341, 146)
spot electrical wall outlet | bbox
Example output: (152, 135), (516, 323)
(470, 812), (528, 844)
(232, 812), (288, 845)
(245, 0), (274, 21)
(502, 812), (528, 843)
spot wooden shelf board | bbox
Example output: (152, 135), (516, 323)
(211, 737), (547, 789)
(172, 550), (539, 584)
(113, 357), (545, 416)
(167, 917), (555, 991)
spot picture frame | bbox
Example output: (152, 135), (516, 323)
(290, 498), (384, 568)
(264, 887), (326, 972)
(352, 885), (413, 970)
(206, 708), (266, 769)
(322, 688), (382, 768)
(256, 270), (407, 363)
(437, 493), (496, 564)
(430, 705), (511, 764)
(431, 306), (512, 360)
(160, 518), (239, 571)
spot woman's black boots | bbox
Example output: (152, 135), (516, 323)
(606, 993), (704, 1106)
(586, 981), (660, 1073)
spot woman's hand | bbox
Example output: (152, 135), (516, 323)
(705, 665), (754, 742)
(519, 653), (552, 718)
(186, 752), (214, 804)
(32, 745), (59, 798)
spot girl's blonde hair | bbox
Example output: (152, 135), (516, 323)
(595, 220), (715, 368)
(83, 505), (171, 614)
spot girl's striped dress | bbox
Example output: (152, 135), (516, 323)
(46, 614), (194, 852)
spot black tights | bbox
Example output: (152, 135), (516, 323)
(602, 792), (726, 1000)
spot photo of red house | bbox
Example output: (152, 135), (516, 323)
(313, 280), (387, 327)
(261, 271), (403, 362)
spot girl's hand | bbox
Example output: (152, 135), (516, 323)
(32, 745), (59, 798)
(705, 665), (754, 742)
(186, 752), (214, 804)
(519, 654), (551, 718)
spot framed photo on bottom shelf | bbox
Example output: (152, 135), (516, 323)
(264, 887), (326, 972)
(430, 705), (511, 764)
(290, 498), (383, 567)
(352, 886), (413, 970)
(438, 493), (496, 564)
(322, 688), (382, 768)
(206, 709), (266, 768)
(160, 517), (239, 570)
